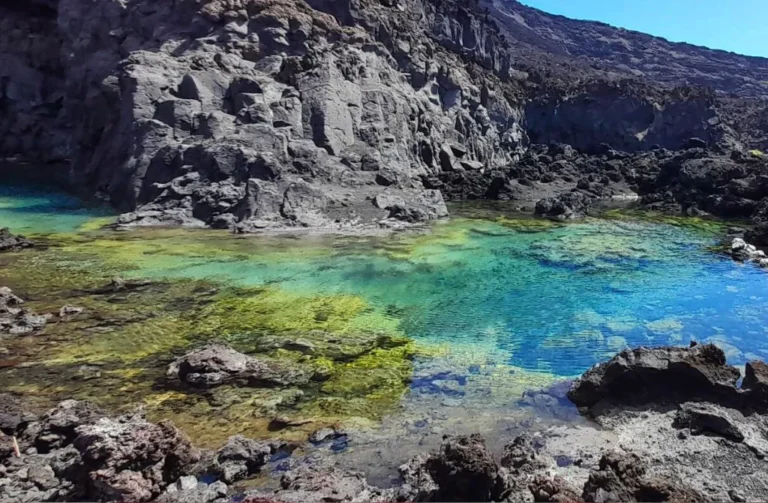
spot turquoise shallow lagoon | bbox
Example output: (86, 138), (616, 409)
(1, 184), (766, 450)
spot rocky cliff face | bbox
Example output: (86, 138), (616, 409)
(485, 0), (768, 99)
(1, 0), (767, 230)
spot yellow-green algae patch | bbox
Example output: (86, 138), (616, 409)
(0, 232), (429, 445)
(600, 208), (733, 236)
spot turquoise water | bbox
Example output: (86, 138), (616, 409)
(2, 186), (767, 416)
(0, 184), (112, 234)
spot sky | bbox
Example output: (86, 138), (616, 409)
(519, 0), (768, 58)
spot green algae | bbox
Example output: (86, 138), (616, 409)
(0, 236), (423, 443)
(600, 208), (733, 236)
(4, 191), (768, 448)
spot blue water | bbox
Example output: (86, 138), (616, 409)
(2, 185), (767, 383)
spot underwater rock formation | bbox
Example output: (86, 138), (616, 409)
(0, 286), (49, 336)
(0, 229), (34, 252)
(8, 340), (768, 501)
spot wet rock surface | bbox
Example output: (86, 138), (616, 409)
(0, 229), (34, 252)
(0, 287), (49, 337)
(167, 342), (311, 388)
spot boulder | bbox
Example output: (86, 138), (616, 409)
(73, 414), (201, 502)
(422, 434), (507, 502)
(730, 237), (764, 263)
(743, 360), (768, 410)
(530, 474), (582, 503)
(22, 400), (105, 453)
(167, 343), (310, 388)
(500, 433), (546, 472)
(0, 392), (37, 436)
(745, 223), (768, 247)
(156, 477), (228, 503)
(212, 435), (272, 483)
(673, 403), (744, 442)
(535, 191), (592, 220)
(0, 228), (34, 252)
(582, 451), (703, 503)
(567, 344), (741, 411)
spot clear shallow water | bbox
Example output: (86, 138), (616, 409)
(0, 184), (113, 234)
(1, 185), (767, 450)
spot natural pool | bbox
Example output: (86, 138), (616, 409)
(1, 184), (767, 468)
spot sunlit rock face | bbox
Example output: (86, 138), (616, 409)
(3, 0), (766, 232)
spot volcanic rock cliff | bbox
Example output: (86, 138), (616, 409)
(1, 0), (767, 230)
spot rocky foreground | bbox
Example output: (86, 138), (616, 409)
(4, 342), (768, 502)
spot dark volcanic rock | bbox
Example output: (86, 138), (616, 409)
(3, 0), (767, 232)
(567, 344), (742, 411)
(22, 400), (105, 453)
(243, 465), (387, 503)
(743, 360), (768, 409)
(73, 413), (201, 502)
(0, 228), (34, 252)
(156, 476), (228, 503)
(673, 403), (745, 442)
(530, 474), (582, 503)
(535, 191), (593, 220)
(403, 434), (507, 502)
(582, 451), (704, 503)
(211, 435), (271, 483)
(167, 342), (310, 388)
(0, 393), (37, 437)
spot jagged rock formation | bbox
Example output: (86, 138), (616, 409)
(2, 0), (767, 231)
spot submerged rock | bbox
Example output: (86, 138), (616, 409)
(91, 277), (153, 294)
(567, 344), (742, 411)
(0, 228), (34, 252)
(167, 342), (310, 388)
(211, 435), (272, 483)
(0, 286), (49, 336)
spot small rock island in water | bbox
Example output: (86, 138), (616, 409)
(2, 0), (768, 501)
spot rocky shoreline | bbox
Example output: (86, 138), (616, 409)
(4, 342), (768, 502)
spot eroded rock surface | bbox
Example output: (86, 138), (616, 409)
(2, 0), (768, 232)
(167, 342), (310, 388)
(567, 343), (742, 411)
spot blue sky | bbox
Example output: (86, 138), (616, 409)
(519, 0), (768, 58)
